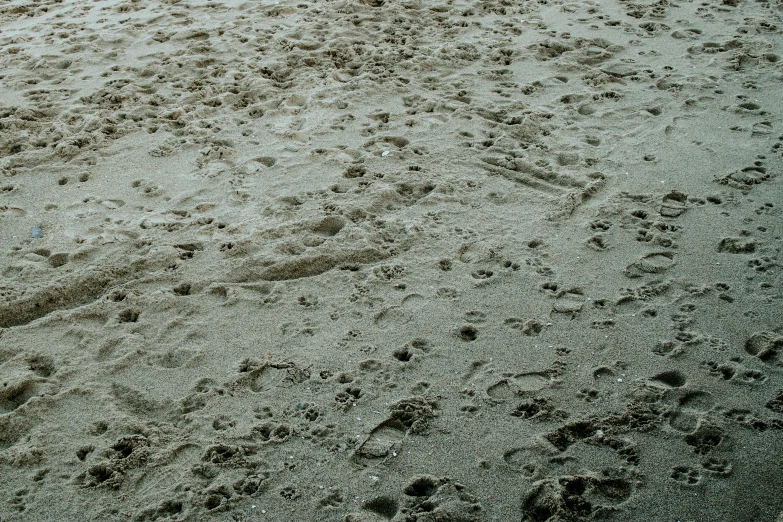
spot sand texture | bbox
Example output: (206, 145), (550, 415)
(1, 0), (783, 520)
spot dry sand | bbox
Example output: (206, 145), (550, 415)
(1, 0), (782, 520)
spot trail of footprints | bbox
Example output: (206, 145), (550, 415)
(4, 176), (780, 519)
(2, 0), (783, 519)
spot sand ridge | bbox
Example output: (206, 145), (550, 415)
(0, 0), (782, 520)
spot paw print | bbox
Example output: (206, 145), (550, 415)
(280, 485), (302, 500)
(131, 179), (162, 197)
(671, 466), (701, 485)
(578, 387), (598, 402)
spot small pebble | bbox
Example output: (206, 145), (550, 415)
(30, 227), (43, 238)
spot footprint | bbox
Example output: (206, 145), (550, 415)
(26, 355), (56, 377)
(134, 500), (185, 521)
(722, 408), (779, 431)
(624, 252), (675, 278)
(684, 421), (724, 455)
(0, 206), (26, 217)
(652, 340), (684, 358)
(545, 420), (601, 451)
(670, 391), (714, 432)
(100, 199), (125, 210)
(702, 359), (767, 384)
(649, 369), (686, 388)
(382, 136), (410, 149)
(717, 164), (770, 190)
(552, 288), (585, 314)
(511, 397), (567, 421)
(744, 331), (783, 364)
(717, 237), (756, 254)
(702, 458), (732, 477)
(374, 264), (406, 281)
(317, 487), (345, 509)
(147, 348), (200, 369)
(670, 465), (701, 485)
(310, 216), (346, 237)
(354, 420), (406, 460)
(354, 396), (437, 461)
(333, 385), (363, 411)
(702, 360), (739, 381)
(471, 269), (494, 280)
(362, 495), (398, 519)
(521, 471), (634, 521)
(737, 368), (767, 384)
(250, 422), (295, 444)
(503, 446), (548, 477)
(486, 372), (553, 402)
(590, 219), (612, 231)
(0, 379), (51, 414)
(578, 387), (599, 402)
(747, 256), (777, 273)
(459, 325), (478, 341)
(592, 366), (618, 393)
(585, 234), (609, 251)
(131, 179), (163, 197)
(659, 190), (688, 217)
(767, 390), (783, 414)
(503, 318), (545, 336)
(401, 475), (482, 520)
(464, 310), (487, 323)
(374, 306), (414, 328)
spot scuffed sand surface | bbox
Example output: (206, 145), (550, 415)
(1, 0), (782, 520)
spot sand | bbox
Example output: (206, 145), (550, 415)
(0, 0), (782, 520)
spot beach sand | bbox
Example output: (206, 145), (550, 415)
(1, 0), (782, 520)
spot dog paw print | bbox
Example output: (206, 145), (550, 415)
(577, 387), (599, 402)
(131, 179), (162, 197)
(280, 485), (302, 500)
(671, 466), (701, 485)
(333, 386), (363, 411)
(748, 256), (777, 272)
(702, 458), (732, 477)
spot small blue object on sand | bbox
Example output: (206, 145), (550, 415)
(30, 227), (43, 238)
